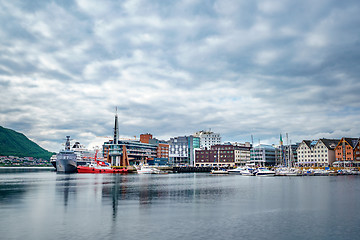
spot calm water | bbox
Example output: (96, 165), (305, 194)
(1, 168), (360, 240)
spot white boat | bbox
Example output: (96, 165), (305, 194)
(228, 167), (245, 174)
(239, 168), (254, 176)
(211, 169), (229, 174)
(137, 165), (161, 174)
(313, 169), (329, 176)
(275, 167), (302, 176)
(254, 167), (275, 176)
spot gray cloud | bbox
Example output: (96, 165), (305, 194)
(1, 0), (360, 151)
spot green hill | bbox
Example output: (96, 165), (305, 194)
(0, 126), (53, 160)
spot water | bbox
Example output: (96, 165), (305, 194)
(1, 168), (360, 240)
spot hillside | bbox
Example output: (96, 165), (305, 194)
(0, 126), (53, 160)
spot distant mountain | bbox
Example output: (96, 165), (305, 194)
(0, 126), (54, 160)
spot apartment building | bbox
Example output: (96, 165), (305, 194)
(296, 139), (339, 167)
(334, 137), (360, 167)
(193, 130), (221, 150)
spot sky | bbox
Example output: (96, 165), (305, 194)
(1, 0), (360, 152)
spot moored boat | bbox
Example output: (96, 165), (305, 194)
(275, 167), (302, 176)
(56, 136), (77, 173)
(77, 161), (127, 173)
(228, 167), (245, 174)
(136, 165), (161, 174)
(239, 167), (254, 176)
(254, 167), (275, 176)
(211, 169), (229, 174)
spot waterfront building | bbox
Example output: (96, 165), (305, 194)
(103, 140), (157, 166)
(334, 137), (360, 167)
(193, 130), (221, 150)
(195, 144), (233, 168)
(195, 142), (251, 167)
(140, 133), (169, 160)
(102, 112), (157, 166)
(295, 140), (311, 167)
(168, 135), (200, 166)
(250, 144), (277, 167)
(189, 136), (200, 166)
(296, 139), (339, 167)
(227, 142), (251, 166)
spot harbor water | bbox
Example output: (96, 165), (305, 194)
(1, 168), (360, 240)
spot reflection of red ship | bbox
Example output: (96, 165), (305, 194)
(77, 161), (128, 173)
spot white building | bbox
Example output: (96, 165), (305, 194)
(296, 139), (339, 167)
(193, 130), (221, 150)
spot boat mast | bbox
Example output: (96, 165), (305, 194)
(217, 147), (220, 169)
(280, 133), (284, 166)
(342, 140), (346, 169)
(258, 139), (262, 167)
(289, 139), (292, 168)
(286, 133), (289, 168)
(251, 135), (253, 167)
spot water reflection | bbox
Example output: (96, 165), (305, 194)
(0, 168), (52, 205)
(55, 173), (80, 209)
(0, 179), (27, 204)
(55, 175), (71, 207)
(99, 174), (232, 220)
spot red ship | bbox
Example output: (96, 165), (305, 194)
(77, 160), (128, 174)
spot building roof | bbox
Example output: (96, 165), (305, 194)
(253, 144), (275, 150)
(302, 140), (312, 148)
(335, 137), (360, 149)
(318, 138), (340, 150)
(345, 138), (360, 148)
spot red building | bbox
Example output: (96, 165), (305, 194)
(195, 144), (247, 168)
(140, 133), (153, 144)
(140, 133), (169, 160)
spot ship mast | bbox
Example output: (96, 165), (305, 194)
(65, 136), (71, 151)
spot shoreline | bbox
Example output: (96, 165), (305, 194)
(0, 166), (54, 169)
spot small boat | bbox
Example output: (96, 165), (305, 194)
(136, 165), (161, 174)
(228, 167), (245, 174)
(77, 161), (128, 173)
(211, 169), (229, 174)
(275, 167), (302, 176)
(239, 167), (254, 176)
(313, 169), (329, 176)
(254, 167), (275, 176)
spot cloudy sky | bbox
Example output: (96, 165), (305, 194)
(1, 0), (360, 152)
